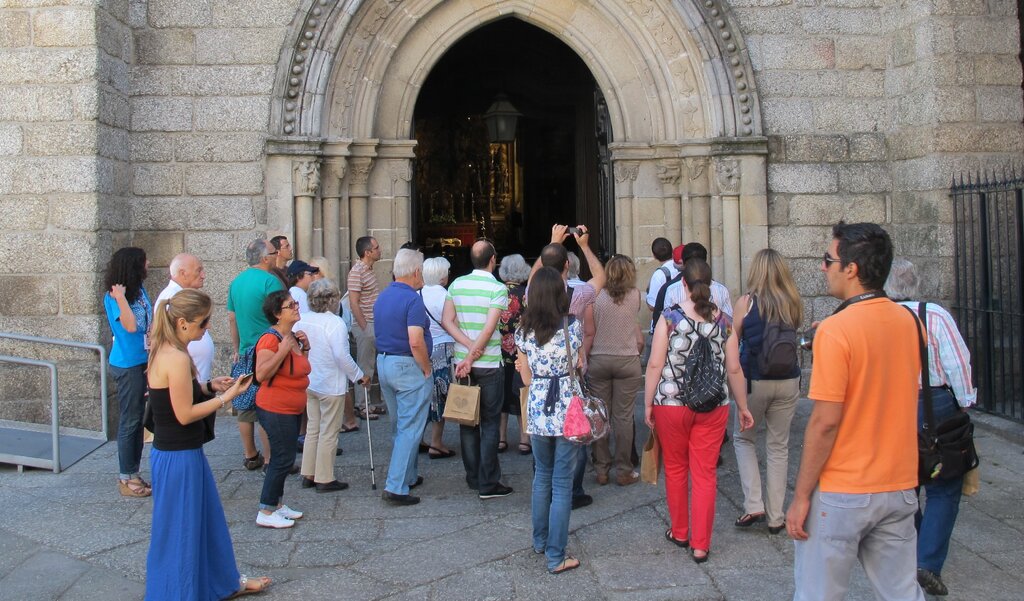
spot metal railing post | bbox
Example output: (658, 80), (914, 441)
(0, 355), (60, 473)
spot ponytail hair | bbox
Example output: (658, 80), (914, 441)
(683, 259), (717, 323)
(148, 289), (212, 376)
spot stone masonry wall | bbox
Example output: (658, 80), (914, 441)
(732, 0), (1024, 327)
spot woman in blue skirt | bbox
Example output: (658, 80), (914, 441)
(146, 289), (270, 600)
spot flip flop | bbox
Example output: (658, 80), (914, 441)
(497, 441), (508, 453)
(354, 407), (379, 421)
(228, 575), (271, 598)
(518, 442), (532, 455)
(549, 556), (580, 575)
(339, 424), (360, 433)
(428, 446), (456, 459)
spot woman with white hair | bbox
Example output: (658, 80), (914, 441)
(295, 278), (370, 492)
(885, 258), (977, 597)
(498, 253), (533, 454)
(418, 256), (457, 459)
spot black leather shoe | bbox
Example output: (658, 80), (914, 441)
(768, 523), (786, 535)
(382, 491), (420, 505)
(409, 476), (424, 489)
(917, 569), (948, 596)
(301, 477), (315, 489)
(478, 484), (513, 499)
(571, 494), (593, 510)
(335, 447), (343, 456)
(315, 480), (349, 493)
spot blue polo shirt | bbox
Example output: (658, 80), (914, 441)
(373, 281), (431, 355)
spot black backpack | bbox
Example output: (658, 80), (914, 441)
(753, 297), (799, 378)
(670, 311), (726, 412)
(650, 272), (683, 333)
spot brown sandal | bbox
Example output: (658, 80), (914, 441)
(118, 478), (152, 498)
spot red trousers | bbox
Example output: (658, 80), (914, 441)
(654, 404), (728, 551)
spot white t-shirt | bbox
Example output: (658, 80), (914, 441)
(290, 286), (310, 314)
(645, 260), (679, 308)
(420, 285), (454, 347)
(157, 280), (215, 384)
(295, 311), (364, 396)
(664, 279), (733, 319)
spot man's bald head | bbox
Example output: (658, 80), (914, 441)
(169, 253), (205, 289)
(470, 240), (496, 270)
(540, 243), (569, 278)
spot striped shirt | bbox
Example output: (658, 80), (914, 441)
(447, 269), (509, 368)
(347, 260), (379, 323)
(897, 301), (977, 407)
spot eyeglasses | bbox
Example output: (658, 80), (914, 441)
(822, 252), (842, 267)
(267, 250), (279, 256)
(281, 301), (299, 311)
(199, 316), (211, 329)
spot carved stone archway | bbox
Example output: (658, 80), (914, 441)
(265, 0), (768, 294)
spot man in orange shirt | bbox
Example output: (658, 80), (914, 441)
(786, 222), (925, 601)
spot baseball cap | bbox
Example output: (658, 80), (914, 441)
(286, 260), (319, 277)
(672, 245), (686, 264)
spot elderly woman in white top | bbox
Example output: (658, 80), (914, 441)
(418, 257), (458, 458)
(295, 278), (370, 492)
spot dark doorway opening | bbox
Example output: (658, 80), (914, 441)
(411, 18), (614, 275)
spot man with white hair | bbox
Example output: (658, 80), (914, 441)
(375, 248), (434, 505)
(156, 253), (216, 393)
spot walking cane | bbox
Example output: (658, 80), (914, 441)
(363, 385), (377, 490)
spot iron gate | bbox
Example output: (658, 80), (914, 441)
(952, 168), (1024, 422)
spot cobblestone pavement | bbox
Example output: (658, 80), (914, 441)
(2, 399), (1022, 601)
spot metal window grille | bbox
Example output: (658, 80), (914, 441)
(952, 168), (1024, 422)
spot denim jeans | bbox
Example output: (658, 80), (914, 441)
(112, 364), (147, 479)
(916, 387), (965, 575)
(572, 444), (588, 499)
(460, 367), (504, 491)
(531, 434), (577, 571)
(378, 355), (432, 495)
(256, 407), (300, 510)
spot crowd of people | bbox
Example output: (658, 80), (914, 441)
(102, 220), (977, 599)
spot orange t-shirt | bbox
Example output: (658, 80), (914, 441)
(254, 333), (311, 415)
(808, 298), (920, 494)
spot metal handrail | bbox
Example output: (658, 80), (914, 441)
(0, 355), (60, 473)
(0, 333), (109, 438)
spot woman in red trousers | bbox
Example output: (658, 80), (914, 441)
(644, 259), (753, 563)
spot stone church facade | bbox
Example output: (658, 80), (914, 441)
(1, 0), (1021, 427)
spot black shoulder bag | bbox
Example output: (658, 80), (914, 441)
(904, 301), (979, 485)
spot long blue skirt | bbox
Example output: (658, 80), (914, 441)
(146, 448), (240, 601)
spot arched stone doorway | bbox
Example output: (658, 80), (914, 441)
(265, 0), (768, 294)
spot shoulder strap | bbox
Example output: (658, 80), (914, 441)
(418, 289), (442, 326)
(563, 317), (578, 390)
(902, 304), (934, 433)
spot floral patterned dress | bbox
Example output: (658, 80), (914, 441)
(499, 282), (526, 414)
(515, 319), (584, 436)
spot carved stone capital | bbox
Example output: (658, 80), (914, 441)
(614, 161), (639, 184)
(713, 157), (740, 195)
(292, 159), (320, 197)
(656, 159), (682, 192)
(321, 158), (348, 197)
(349, 157), (374, 188)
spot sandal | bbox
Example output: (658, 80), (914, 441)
(549, 556), (580, 574)
(369, 405), (387, 416)
(428, 446), (456, 459)
(518, 442), (532, 455)
(339, 424), (360, 433)
(118, 478), (152, 498)
(243, 452), (265, 471)
(665, 528), (689, 548)
(735, 512), (766, 528)
(692, 549), (710, 564)
(228, 575), (271, 598)
(498, 440), (508, 453)
(354, 406), (379, 421)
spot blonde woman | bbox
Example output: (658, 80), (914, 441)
(728, 248), (804, 535)
(145, 289), (270, 599)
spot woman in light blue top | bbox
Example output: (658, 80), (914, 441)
(103, 246), (153, 498)
(515, 267), (583, 574)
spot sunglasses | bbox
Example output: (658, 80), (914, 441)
(822, 252), (842, 267)
(199, 316), (211, 329)
(281, 301), (299, 311)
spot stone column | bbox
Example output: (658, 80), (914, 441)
(657, 159), (683, 248)
(613, 161), (640, 257)
(377, 140), (418, 255)
(321, 157), (348, 280)
(684, 157), (711, 250)
(714, 157), (742, 294)
(292, 159), (320, 260)
(348, 156), (374, 253)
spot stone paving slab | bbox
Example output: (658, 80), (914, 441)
(1, 398), (1023, 600)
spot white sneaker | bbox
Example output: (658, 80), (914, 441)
(256, 511), (294, 529)
(275, 504), (303, 520)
